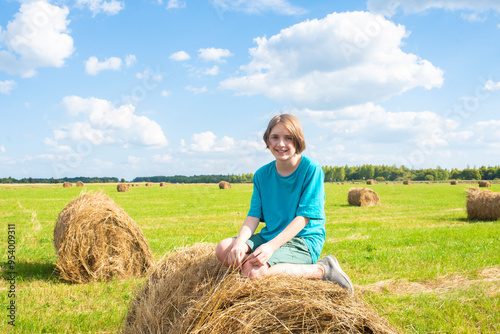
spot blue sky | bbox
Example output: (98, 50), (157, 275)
(1, 0), (499, 181)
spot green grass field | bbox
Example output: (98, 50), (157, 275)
(1, 182), (499, 333)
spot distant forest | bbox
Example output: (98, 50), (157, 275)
(0, 176), (119, 184)
(1, 165), (500, 184)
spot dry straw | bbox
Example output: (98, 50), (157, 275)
(403, 180), (412, 185)
(122, 243), (399, 334)
(145, 183), (153, 187)
(76, 181), (84, 187)
(160, 182), (167, 187)
(348, 187), (380, 207)
(466, 187), (500, 221)
(450, 180), (459, 185)
(53, 190), (154, 283)
(219, 181), (231, 189)
(63, 182), (72, 188)
(117, 184), (129, 192)
(478, 180), (491, 187)
(366, 179), (375, 185)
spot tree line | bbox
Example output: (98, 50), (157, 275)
(132, 174), (254, 184)
(0, 176), (118, 184)
(1, 165), (499, 184)
(322, 165), (500, 182)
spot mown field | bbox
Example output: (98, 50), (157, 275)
(1, 182), (499, 333)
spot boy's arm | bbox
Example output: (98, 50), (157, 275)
(247, 216), (310, 267)
(227, 216), (261, 268)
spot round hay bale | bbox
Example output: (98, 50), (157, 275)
(403, 180), (412, 185)
(53, 191), (154, 283)
(122, 244), (399, 334)
(145, 183), (153, 187)
(466, 187), (500, 221)
(76, 181), (84, 187)
(450, 180), (459, 185)
(63, 182), (72, 188)
(117, 184), (129, 192)
(160, 182), (167, 187)
(366, 179), (375, 185)
(348, 187), (380, 207)
(219, 181), (231, 189)
(478, 180), (491, 187)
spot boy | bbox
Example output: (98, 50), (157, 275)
(215, 114), (353, 295)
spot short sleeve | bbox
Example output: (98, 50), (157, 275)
(295, 164), (325, 220)
(247, 174), (264, 219)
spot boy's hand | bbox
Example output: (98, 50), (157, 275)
(247, 243), (274, 267)
(227, 239), (248, 269)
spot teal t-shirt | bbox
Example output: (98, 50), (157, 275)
(247, 155), (326, 263)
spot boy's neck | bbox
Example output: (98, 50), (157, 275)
(275, 154), (302, 177)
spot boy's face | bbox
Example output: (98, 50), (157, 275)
(268, 122), (298, 162)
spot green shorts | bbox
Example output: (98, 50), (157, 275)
(245, 233), (313, 267)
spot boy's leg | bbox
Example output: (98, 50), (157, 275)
(242, 258), (354, 296)
(242, 261), (323, 279)
(241, 237), (323, 279)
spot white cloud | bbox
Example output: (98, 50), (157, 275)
(297, 103), (500, 168)
(461, 12), (486, 22)
(166, 0), (186, 9)
(0, 145), (5, 153)
(169, 51), (191, 61)
(188, 131), (235, 152)
(0, 80), (16, 94)
(198, 48), (232, 62)
(76, 0), (124, 16)
(47, 96), (168, 148)
(127, 155), (144, 164)
(300, 103), (455, 146)
(0, 0), (74, 78)
(211, 0), (306, 15)
(469, 120), (500, 145)
(125, 54), (137, 67)
(136, 69), (163, 82)
(84, 56), (122, 75)
(220, 11), (443, 109)
(152, 154), (174, 163)
(367, 0), (500, 17)
(161, 90), (171, 97)
(185, 86), (207, 94)
(483, 79), (500, 91)
(204, 65), (220, 76)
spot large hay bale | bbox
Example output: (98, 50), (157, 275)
(76, 181), (84, 187)
(403, 180), (412, 185)
(145, 182), (153, 187)
(63, 182), (72, 188)
(450, 180), (459, 185)
(219, 181), (231, 189)
(53, 191), (154, 283)
(160, 182), (167, 187)
(366, 179), (375, 185)
(466, 187), (500, 221)
(478, 180), (491, 187)
(122, 244), (399, 334)
(117, 184), (129, 192)
(348, 187), (380, 207)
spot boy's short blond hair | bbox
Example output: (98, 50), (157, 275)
(263, 114), (306, 154)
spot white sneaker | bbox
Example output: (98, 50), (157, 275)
(318, 255), (354, 296)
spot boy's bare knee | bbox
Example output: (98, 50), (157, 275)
(215, 238), (232, 264)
